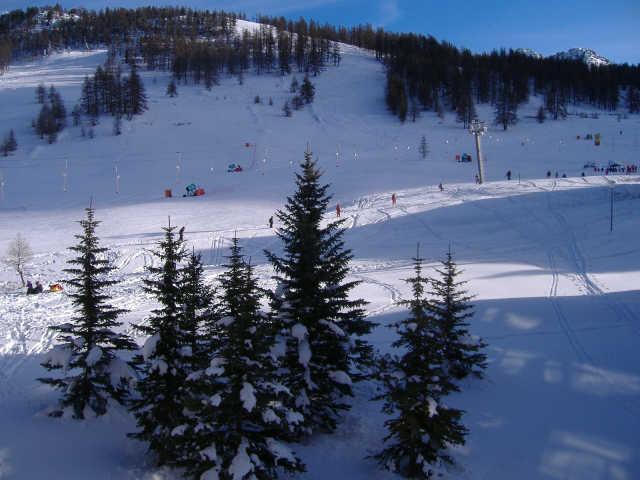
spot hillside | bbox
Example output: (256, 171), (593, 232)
(0, 29), (639, 480)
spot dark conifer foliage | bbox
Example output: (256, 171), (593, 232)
(79, 64), (147, 121)
(166, 78), (177, 97)
(265, 149), (374, 437)
(300, 75), (315, 103)
(431, 249), (487, 381)
(39, 206), (137, 419)
(494, 81), (519, 130)
(172, 238), (304, 479)
(374, 247), (466, 478)
(129, 221), (189, 466)
(125, 65), (147, 117)
(1, 129), (17, 156)
(627, 86), (640, 114)
(545, 83), (568, 120)
(33, 84), (66, 143)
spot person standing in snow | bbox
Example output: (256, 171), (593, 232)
(34, 280), (43, 293)
(268, 216), (274, 229)
(506, 170), (512, 180)
(391, 193), (397, 207)
(439, 183), (444, 192)
(336, 203), (341, 217)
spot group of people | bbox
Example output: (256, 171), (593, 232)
(26, 280), (44, 294)
(25, 280), (63, 294)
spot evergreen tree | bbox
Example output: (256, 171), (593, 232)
(455, 91), (476, 129)
(129, 221), (189, 466)
(283, 100), (292, 117)
(39, 206), (137, 419)
(545, 84), (567, 120)
(179, 250), (218, 373)
(172, 238), (305, 478)
(72, 104), (82, 126)
(36, 83), (46, 104)
(536, 105), (546, 123)
(627, 86), (640, 114)
(125, 65), (148, 118)
(300, 75), (315, 104)
(374, 247), (467, 478)
(292, 95), (304, 110)
(431, 249), (487, 381)
(166, 78), (177, 97)
(112, 114), (122, 136)
(265, 149), (374, 437)
(1, 129), (17, 156)
(290, 76), (299, 93)
(419, 135), (429, 160)
(494, 82), (518, 130)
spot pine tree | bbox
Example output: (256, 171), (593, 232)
(545, 84), (567, 120)
(419, 135), (429, 160)
(265, 149), (374, 437)
(172, 238), (304, 479)
(166, 78), (177, 97)
(431, 249), (487, 381)
(627, 86), (640, 114)
(39, 206), (137, 419)
(36, 83), (46, 104)
(374, 247), (467, 478)
(283, 100), (292, 117)
(129, 221), (189, 466)
(125, 65), (148, 118)
(300, 75), (315, 104)
(456, 91), (476, 129)
(1, 129), (17, 156)
(290, 76), (299, 93)
(179, 250), (218, 373)
(494, 82), (518, 130)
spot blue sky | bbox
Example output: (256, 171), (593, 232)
(2, 0), (638, 64)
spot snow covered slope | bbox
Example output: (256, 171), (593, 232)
(0, 44), (639, 479)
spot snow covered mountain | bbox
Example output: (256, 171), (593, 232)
(516, 47), (611, 66)
(552, 47), (611, 66)
(515, 48), (543, 59)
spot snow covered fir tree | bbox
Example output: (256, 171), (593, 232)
(39, 206), (137, 419)
(265, 148), (374, 437)
(172, 237), (304, 479)
(374, 246), (468, 478)
(129, 221), (191, 466)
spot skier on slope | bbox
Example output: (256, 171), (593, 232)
(391, 193), (397, 207)
(506, 170), (512, 181)
(268, 216), (274, 229)
(336, 203), (341, 217)
(438, 183), (444, 192)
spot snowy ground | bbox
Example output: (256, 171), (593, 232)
(0, 40), (639, 480)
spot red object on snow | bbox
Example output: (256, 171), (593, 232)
(195, 188), (205, 196)
(164, 189), (172, 198)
